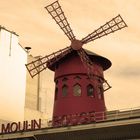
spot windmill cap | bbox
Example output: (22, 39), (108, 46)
(84, 49), (112, 70)
(48, 49), (112, 71)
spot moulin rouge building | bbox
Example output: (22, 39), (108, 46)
(1, 43), (140, 139)
(1, 48), (140, 139)
(49, 49), (111, 126)
(1, 1), (140, 140)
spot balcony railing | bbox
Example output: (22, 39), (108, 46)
(41, 106), (140, 128)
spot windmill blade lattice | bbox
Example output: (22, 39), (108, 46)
(77, 49), (102, 78)
(45, 1), (75, 41)
(77, 49), (94, 77)
(26, 1), (127, 93)
(26, 47), (72, 78)
(81, 14), (127, 44)
(77, 49), (111, 91)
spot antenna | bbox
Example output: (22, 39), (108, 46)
(25, 47), (31, 53)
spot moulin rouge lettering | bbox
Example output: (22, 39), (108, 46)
(0, 119), (41, 134)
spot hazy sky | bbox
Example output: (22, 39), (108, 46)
(0, 0), (140, 117)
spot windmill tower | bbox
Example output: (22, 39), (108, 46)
(26, 1), (127, 126)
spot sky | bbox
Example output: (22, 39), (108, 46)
(0, 0), (140, 119)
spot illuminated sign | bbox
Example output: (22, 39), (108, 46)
(0, 119), (41, 134)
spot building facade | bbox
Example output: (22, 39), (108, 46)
(1, 107), (140, 140)
(0, 26), (50, 124)
(0, 26), (27, 121)
(24, 55), (48, 122)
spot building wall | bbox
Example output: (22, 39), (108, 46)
(0, 26), (53, 124)
(24, 55), (48, 122)
(0, 27), (27, 121)
(52, 53), (105, 121)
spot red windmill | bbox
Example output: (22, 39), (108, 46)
(26, 1), (127, 126)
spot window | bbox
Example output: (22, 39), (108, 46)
(55, 63), (59, 69)
(55, 80), (58, 85)
(74, 75), (81, 80)
(86, 76), (90, 80)
(62, 77), (68, 81)
(87, 84), (94, 97)
(98, 86), (104, 99)
(62, 85), (68, 97)
(55, 87), (58, 100)
(62, 77), (68, 83)
(97, 77), (103, 84)
(73, 84), (81, 96)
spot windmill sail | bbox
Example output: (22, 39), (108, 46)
(45, 1), (75, 41)
(81, 15), (127, 44)
(26, 1), (127, 86)
(26, 47), (72, 78)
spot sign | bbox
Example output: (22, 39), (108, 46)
(0, 119), (41, 134)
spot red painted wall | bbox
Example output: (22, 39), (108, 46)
(53, 54), (106, 118)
